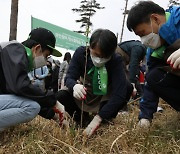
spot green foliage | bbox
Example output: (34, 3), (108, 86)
(72, 0), (105, 35)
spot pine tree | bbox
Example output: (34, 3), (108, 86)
(72, 0), (104, 35)
(168, 0), (180, 6)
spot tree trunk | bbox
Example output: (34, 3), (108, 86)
(9, 0), (19, 41)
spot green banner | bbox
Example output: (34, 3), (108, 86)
(31, 17), (87, 51)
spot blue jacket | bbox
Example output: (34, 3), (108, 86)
(147, 6), (180, 68)
(65, 46), (128, 119)
(160, 6), (180, 45)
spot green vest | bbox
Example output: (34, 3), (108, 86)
(24, 46), (33, 72)
(88, 66), (108, 95)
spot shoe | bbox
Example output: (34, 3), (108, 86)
(137, 118), (151, 128)
(157, 106), (163, 112)
(118, 104), (129, 115)
(118, 111), (129, 116)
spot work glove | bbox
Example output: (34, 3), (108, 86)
(53, 101), (68, 127)
(167, 48), (180, 69)
(73, 84), (87, 100)
(131, 83), (137, 99)
(83, 115), (102, 137)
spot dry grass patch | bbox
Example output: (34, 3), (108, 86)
(0, 100), (180, 154)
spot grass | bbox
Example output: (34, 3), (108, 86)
(1, 100), (180, 154)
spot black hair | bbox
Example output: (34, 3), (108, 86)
(22, 39), (53, 54)
(63, 52), (71, 64)
(90, 29), (117, 58)
(127, 1), (165, 32)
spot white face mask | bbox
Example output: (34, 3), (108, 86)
(90, 53), (111, 67)
(140, 20), (161, 49)
(141, 33), (161, 49)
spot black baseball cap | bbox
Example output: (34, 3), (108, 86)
(27, 27), (62, 57)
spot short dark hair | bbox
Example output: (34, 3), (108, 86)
(90, 29), (117, 57)
(127, 1), (165, 31)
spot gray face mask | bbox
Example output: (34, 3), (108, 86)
(141, 33), (161, 49)
(33, 55), (47, 69)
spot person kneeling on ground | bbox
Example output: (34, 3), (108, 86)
(127, 1), (180, 127)
(0, 28), (67, 131)
(56, 29), (133, 137)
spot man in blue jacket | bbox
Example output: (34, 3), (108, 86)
(127, 1), (180, 127)
(56, 29), (133, 137)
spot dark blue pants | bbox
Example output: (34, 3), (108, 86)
(139, 67), (180, 120)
